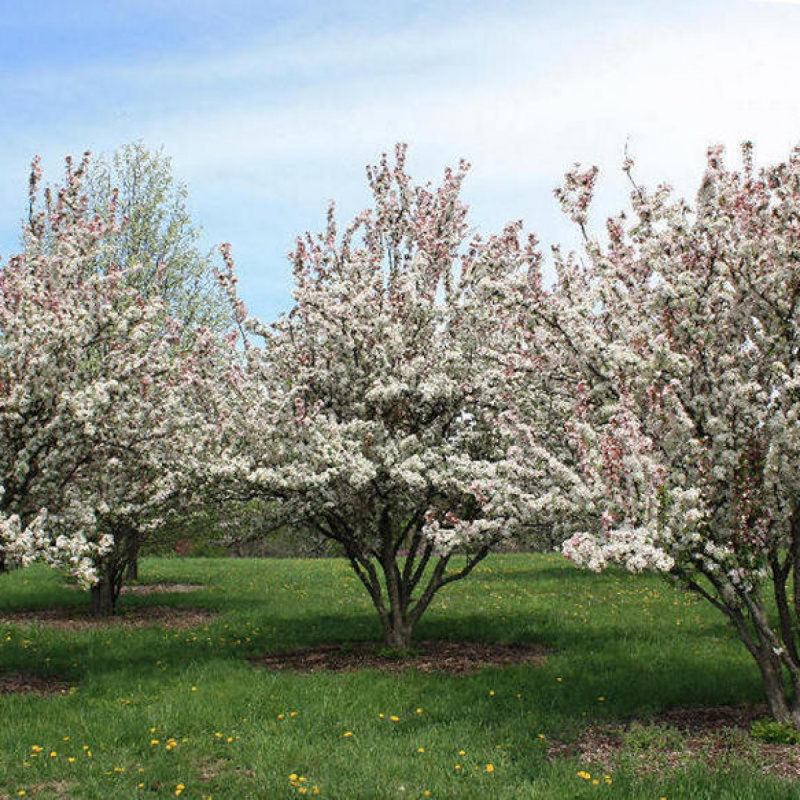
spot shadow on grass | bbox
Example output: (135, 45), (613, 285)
(0, 558), (764, 734)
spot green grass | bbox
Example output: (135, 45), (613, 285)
(0, 554), (795, 799)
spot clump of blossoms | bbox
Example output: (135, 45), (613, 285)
(216, 144), (569, 649)
(0, 153), (213, 610)
(545, 142), (800, 727)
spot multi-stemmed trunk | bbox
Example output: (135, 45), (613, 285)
(88, 525), (139, 616)
(327, 515), (493, 652)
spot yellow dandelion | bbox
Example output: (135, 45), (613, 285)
(417, 747), (425, 753)
(390, 715), (400, 722)
(343, 732), (354, 738)
(485, 764), (494, 773)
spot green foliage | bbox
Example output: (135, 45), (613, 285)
(83, 141), (230, 334)
(141, 510), (228, 558)
(623, 721), (686, 752)
(751, 718), (800, 744)
(376, 646), (425, 660)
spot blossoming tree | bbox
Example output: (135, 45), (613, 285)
(217, 145), (569, 649)
(549, 144), (800, 727)
(0, 153), (210, 613)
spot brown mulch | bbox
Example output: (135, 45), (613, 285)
(0, 605), (218, 630)
(61, 582), (206, 595)
(547, 703), (800, 781)
(122, 583), (206, 595)
(0, 673), (72, 695)
(652, 703), (769, 733)
(249, 640), (549, 675)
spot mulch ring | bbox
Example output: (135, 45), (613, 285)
(0, 673), (72, 696)
(249, 640), (549, 675)
(0, 606), (218, 631)
(122, 583), (206, 595)
(547, 703), (800, 780)
(61, 582), (206, 595)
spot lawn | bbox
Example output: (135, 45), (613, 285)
(0, 554), (796, 799)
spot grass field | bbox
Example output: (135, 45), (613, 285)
(0, 554), (796, 799)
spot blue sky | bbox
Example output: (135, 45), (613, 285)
(2, 0), (800, 321)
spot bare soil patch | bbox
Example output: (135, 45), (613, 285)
(0, 673), (72, 696)
(249, 640), (548, 675)
(0, 605), (218, 631)
(548, 703), (800, 780)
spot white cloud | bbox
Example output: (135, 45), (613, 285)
(4, 0), (800, 318)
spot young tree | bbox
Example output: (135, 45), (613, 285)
(549, 144), (800, 727)
(82, 141), (229, 334)
(0, 152), (210, 613)
(216, 145), (570, 649)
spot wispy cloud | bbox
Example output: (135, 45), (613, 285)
(3, 0), (800, 318)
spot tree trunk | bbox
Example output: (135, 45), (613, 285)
(381, 614), (414, 650)
(90, 577), (116, 617)
(751, 639), (800, 727)
(125, 556), (139, 581)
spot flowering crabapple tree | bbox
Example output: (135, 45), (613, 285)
(548, 143), (800, 727)
(217, 145), (568, 650)
(0, 152), (208, 614)
(79, 142), (230, 579)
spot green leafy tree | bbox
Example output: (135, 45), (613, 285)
(83, 141), (229, 334)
